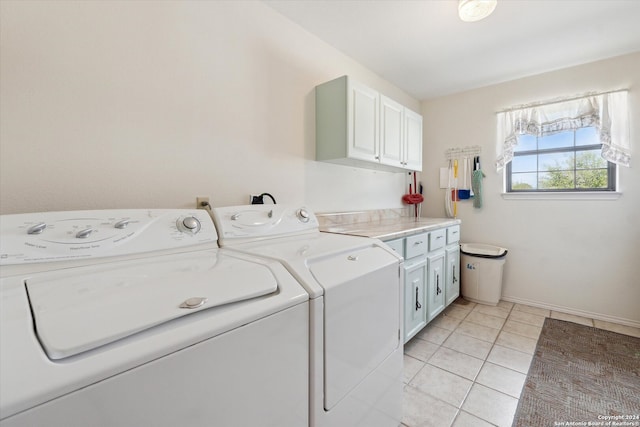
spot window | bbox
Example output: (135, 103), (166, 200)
(496, 90), (630, 196)
(506, 127), (616, 192)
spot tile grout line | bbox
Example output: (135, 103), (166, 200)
(405, 302), (525, 426)
(449, 302), (517, 427)
(441, 304), (475, 427)
(404, 303), (477, 426)
(465, 303), (522, 425)
(403, 300), (632, 427)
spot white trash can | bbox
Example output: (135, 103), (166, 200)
(460, 243), (508, 306)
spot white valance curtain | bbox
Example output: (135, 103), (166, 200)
(495, 90), (630, 171)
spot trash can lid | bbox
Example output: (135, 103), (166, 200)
(460, 243), (508, 259)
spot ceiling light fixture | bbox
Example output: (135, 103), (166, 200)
(458, 0), (497, 22)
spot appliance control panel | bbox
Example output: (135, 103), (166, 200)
(0, 209), (218, 265)
(212, 205), (319, 245)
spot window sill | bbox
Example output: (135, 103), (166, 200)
(501, 192), (622, 200)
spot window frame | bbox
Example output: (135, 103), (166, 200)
(505, 127), (617, 193)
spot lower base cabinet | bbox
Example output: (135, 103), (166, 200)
(445, 247), (460, 306)
(403, 258), (427, 342)
(427, 251), (446, 322)
(387, 224), (460, 344)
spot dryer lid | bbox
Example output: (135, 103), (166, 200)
(26, 250), (278, 360)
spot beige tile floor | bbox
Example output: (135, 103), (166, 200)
(401, 299), (640, 427)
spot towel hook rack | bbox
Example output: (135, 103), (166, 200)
(445, 145), (481, 160)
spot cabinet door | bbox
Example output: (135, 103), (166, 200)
(404, 258), (427, 343)
(404, 108), (423, 171)
(427, 251), (446, 322)
(348, 81), (379, 162)
(379, 95), (404, 168)
(445, 247), (460, 306)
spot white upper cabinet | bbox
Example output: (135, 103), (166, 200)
(379, 95), (404, 168)
(349, 80), (379, 162)
(316, 76), (422, 172)
(404, 108), (423, 171)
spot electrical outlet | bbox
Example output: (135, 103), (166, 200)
(196, 197), (209, 209)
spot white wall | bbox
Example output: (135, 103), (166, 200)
(0, 0), (418, 215)
(422, 52), (640, 325)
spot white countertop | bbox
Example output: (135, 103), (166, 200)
(320, 217), (461, 241)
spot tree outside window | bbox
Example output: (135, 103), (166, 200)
(507, 127), (616, 192)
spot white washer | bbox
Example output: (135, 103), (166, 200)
(0, 209), (309, 427)
(212, 205), (404, 427)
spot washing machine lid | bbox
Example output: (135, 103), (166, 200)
(26, 250), (278, 360)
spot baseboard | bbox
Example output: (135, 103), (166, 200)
(501, 295), (640, 329)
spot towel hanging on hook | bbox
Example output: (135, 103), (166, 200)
(472, 156), (485, 209)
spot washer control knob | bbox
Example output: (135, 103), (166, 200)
(27, 222), (47, 235)
(176, 216), (201, 234)
(76, 228), (94, 239)
(114, 219), (130, 229)
(296, 208), (310, 223)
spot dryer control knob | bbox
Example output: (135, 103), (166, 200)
(177, 216), (201, 234)
(296, 208), (310, 223)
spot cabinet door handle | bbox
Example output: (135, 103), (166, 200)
(413, 241), (423, 245)
(452, 265), (457, 283)
(436, 274), (441, 295)
(415, 287), (422, 311)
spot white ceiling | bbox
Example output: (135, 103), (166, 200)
(264, 0), (640, 100)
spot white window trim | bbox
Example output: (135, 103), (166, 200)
(502, 166), (621, 199)
(501, 191), (622, 200)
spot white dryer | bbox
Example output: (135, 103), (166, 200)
(212, 205), (404, 427)
(0, 209), (309, 427)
